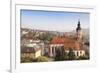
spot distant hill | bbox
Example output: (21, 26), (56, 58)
(21, 27), (89, 42)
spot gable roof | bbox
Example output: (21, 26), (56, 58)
(21, 46), (41, 53)
(50, 36), (80, 50)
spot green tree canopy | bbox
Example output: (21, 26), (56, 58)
(67, 48), (76, 60)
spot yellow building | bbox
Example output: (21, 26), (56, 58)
(21, 46), (42, 59)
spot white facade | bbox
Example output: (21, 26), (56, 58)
(49, 44), (63, 57)
(35, 50), (42, 58)
(49, 44), (85, 58)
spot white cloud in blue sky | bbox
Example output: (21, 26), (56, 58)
(21, 9), (90, 32)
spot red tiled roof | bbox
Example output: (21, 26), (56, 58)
(50, 37), (66, 44)
(50, 36), (80, 50)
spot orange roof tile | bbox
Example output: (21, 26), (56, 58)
(50, 36), (80, 50)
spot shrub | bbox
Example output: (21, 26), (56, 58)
(78, 56), (89, 60)
(21, 57), (33, 63)
(36, 56), (49, 62)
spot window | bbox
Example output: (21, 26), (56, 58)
(77, 51), (79, 56)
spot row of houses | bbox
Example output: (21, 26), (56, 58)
(21, 37), (85, 60)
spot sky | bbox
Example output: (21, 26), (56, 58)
(21, 9), (90, 32)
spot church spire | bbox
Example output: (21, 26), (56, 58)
(78, 19), (80, 27)
(76, 19), (81, 31)
(76, 19), (83, 42)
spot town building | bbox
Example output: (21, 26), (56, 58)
(21, 40), (45, 59)
(21, 46), (41, 59)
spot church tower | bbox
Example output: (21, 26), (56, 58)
(76, 19), (83, 42)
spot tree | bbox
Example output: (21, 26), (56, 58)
(55, 48), (61, 61)
(67, 48), (76, 60)
(55, 46), (66, 61)
(61, 46), (66, 60)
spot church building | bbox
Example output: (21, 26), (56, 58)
(48, 20), (85, 58)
